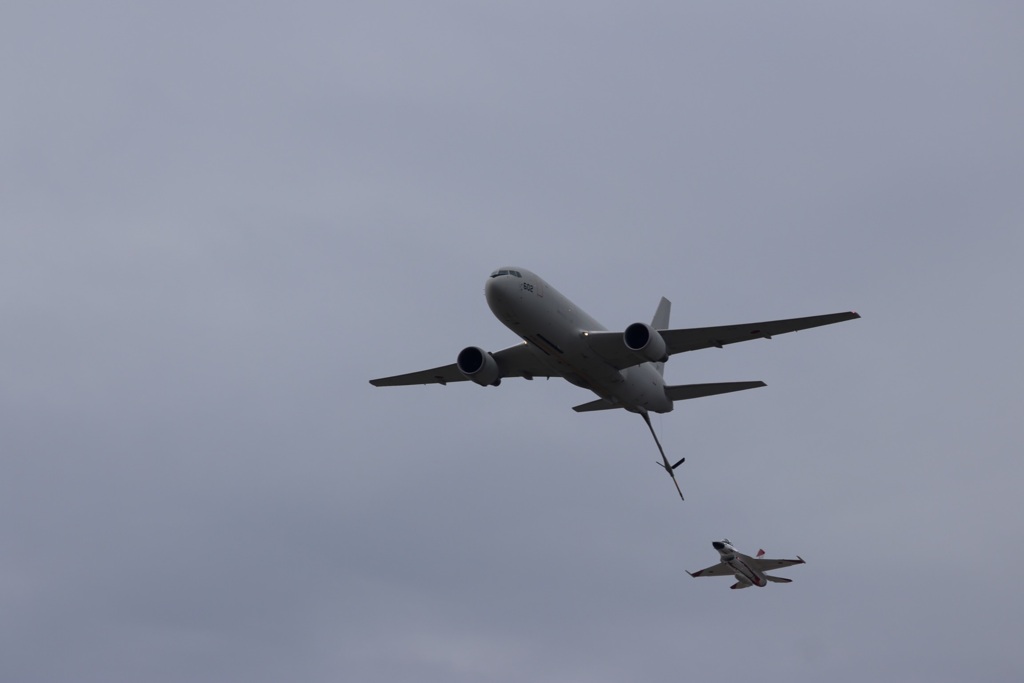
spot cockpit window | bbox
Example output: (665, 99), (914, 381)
(490, 269), (523, 278)
(489, 269), (509, 278)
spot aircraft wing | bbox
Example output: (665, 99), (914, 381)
(661, 312), (860, 354)
(369, 342), (555, 387)
(686, 562), (732, 578)
(369, 361), (467, 387)
(584, 311), (859, 369)
(749, 556), (805, 572)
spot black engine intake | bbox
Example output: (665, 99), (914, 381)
(456, 346), (502, 386)
(623, 322), (669, 363)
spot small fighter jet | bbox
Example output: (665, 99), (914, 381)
(687, 539), (804, 590)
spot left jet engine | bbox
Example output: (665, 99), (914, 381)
(456, 346), (502, 386)
(623, 322), (669, 363)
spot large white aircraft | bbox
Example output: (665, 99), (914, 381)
(687, 539), (805, 589)
(370, 267), (859, 499)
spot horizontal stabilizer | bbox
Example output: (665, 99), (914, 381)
(665, 381), (766, 402)
(765, 575), (793, 584)
(572, 397), (620, 413)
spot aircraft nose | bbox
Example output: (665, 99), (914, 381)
(484, 275), (503, 305)
(712, 541), (726, 550)
(485, 273), (516, 311)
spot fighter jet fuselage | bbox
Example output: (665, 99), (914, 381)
(688, 539), (805, 589)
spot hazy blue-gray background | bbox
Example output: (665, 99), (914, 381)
(3, 2), (1022, 681)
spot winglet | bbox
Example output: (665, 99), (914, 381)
(757, 549), (765, 558)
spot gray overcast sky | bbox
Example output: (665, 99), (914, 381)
(2, 2), (1022, 681)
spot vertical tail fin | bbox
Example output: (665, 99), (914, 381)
(651, 297), (671, 329)
(651, 297), (671, 376)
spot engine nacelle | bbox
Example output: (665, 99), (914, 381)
(623, 322), (668, 363)
(456, 346), (502, 386)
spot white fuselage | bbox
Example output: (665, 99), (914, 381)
(714, 541), (768, 588)
(484, 268), (672, 414)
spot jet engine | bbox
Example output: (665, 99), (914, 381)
(456, 346), (502, 386)
(623, 322), (668, 363)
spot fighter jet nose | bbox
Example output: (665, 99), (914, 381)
(712, 541), (725, 550)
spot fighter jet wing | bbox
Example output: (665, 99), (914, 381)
(370, 342), (555, 386)
(584, 311), (859, 370)
(749, 556), (805, 571)
(686, 562), (732, 578)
